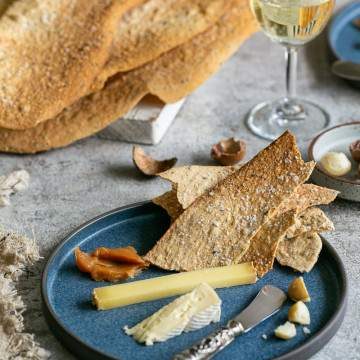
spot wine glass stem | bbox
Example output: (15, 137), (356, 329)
(276, 46), (305, 121)
(285, 46), (297, 100)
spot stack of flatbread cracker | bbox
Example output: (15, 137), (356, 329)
(145, 132), (338, 277)
(0, 0), (258, 153)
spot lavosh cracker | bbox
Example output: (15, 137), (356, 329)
(144, 132), (315, 271)
(276, 233), (322, 272)
(240, 210), (296, 277)
(285, 207), (334, 239)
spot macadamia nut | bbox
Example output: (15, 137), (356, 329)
(320, 152), (351, 177)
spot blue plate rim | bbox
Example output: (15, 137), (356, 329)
(41, 201), (348, 360)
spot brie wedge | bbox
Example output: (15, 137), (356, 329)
(124, 283), (221, 345)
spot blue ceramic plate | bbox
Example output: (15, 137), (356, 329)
(328, 2), (360, 64)
(42, 202), (347, 360)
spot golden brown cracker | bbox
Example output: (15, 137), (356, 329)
(285, 207), (334, 238)
(159, 166), (237, 208)
(144, 132), (315, 271)
(0, 0), (140, 130)
(241, 210), (296, 277)
(0, 0), (258, 153)
(0, 74), (147, 153)
(278, 184), (338, 213)
(154, 168), (337, 221)
(93, 0), (233, 89)
(276, 233), (322, 272)
(152, 188), (183, 220)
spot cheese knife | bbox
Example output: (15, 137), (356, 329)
(173, 285), (287, 360)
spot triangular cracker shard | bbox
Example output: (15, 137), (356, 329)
(144, 131), (315, 271)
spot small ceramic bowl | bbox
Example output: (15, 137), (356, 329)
(308, 122), (360, 202)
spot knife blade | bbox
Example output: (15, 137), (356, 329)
(173, 285), (286, 360)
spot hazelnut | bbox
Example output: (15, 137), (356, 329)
(320, 152), (351, 177)
(132, 146), (177, 176)
(288, 301), (311, 325)
(288, 277), (310, 302)
(274, 321), (296, 340)
(350, 140), (360, 162)
(211, 138), (246, 166)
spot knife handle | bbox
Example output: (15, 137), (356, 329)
(173, 320), (244, 360)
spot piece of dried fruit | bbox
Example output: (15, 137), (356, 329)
(288, 277), (311, 302)
(92, 246), (147, 266)
(133, 146), (177, 176)
(211, 138), (246, 166)
(320, 152), (352, 177)
(75, 247), (147, 282)
(288, 301), (310, 325)
(274, 321), (296, 340)
(350, 140), (360, 162)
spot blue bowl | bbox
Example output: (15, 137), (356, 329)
(329, 2), (360, 64)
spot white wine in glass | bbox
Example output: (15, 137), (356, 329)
(247, 0), (334, 140)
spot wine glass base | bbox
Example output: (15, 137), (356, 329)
(246, 98), (330, 141)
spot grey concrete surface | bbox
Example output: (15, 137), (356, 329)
(1, 2), (359, 359)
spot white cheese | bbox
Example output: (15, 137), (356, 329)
(274, 321), (297, 340)
(124, 283), (221, 345)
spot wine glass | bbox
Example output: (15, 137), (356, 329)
(247, 0), (335, 140)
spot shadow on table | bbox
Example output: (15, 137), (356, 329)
(104, 164), (149, 181)
(304, 31), (346, 88)
(191, 153), (218, 166)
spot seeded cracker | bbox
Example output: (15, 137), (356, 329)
(144, 132), (315, 271)
(285, 207), (334, 239)
(154, 168), (337, 218)
(0, 0), (258, 153)
(0, 0), (139, 130)
(240, 210), (297, 277)
(92, 0), (234, 89)
(159, 166), (237, 208)
(276, 233), (322, 272)
(152, 188), (183, 220)
(278, 184), (338, 213)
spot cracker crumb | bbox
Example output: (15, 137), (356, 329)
(303, 326), (311, 335)
(262, 334), (268, 340)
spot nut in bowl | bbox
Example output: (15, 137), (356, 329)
(308, 122), (360, 202)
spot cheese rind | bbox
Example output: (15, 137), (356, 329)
(124, 283), (221, 345)
(93, 262), (257, 310)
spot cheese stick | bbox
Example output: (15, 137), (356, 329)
(93, 262), (257, 310)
